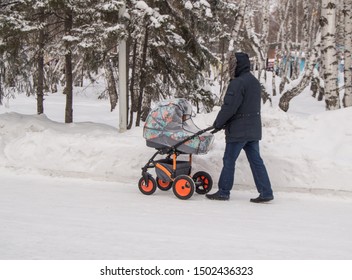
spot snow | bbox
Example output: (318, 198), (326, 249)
(1, 84), (352, 260)
(185, 1), (193, 10)
(62, 35), (80, 42)
(135, 1), (153, 15)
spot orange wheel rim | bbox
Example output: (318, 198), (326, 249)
(197, 176), (208, 188)
(202, 176), (208, 183)
(141, 180), (153, 192)
(175, 179), (191, 197)
(158, 179), (169, 188)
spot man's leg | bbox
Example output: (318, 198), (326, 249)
(243, 141), (273, 200)
(209, 141), (245, 199)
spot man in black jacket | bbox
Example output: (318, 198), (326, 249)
(206, 52), (274, 203)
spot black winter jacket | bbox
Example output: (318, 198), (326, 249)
(214, 52), (262, 143)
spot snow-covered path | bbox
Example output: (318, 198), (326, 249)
(1, 171), (351, 260)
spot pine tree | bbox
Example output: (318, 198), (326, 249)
(126, 0), (219, 126)
(0, 0), (37, 99)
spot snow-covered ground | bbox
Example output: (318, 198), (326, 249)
(1, 84), (352, 260)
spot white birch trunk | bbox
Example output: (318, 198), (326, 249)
(279, 0), (293, 93)
(279, 32), (321, 112)
(228, 0), (247, 52)
(219, 0), (247, 101)
(244, 6), (271, 104)
(278, 0), (314, 111)
(321, 0), (340, 110)
(292, 0), (301, 80)
(301, 0), (310, 70)
(260, 0), (270, 88)
(277, 0), (291, 43)
(343, 0), (352, 107)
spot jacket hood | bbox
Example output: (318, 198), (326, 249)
(234, 52), (251, 77)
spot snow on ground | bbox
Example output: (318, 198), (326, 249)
(2, 171), (352, 260)
(1, 86), (352, 259)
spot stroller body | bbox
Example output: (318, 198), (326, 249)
(139, 98), (215, 200)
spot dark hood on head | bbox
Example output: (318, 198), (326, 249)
(234, 52), (251, 77)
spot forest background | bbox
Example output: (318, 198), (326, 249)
(0, 0), (352, 128)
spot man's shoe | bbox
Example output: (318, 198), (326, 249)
(250, 196), (274, 203)
(206, 191), (229, 201)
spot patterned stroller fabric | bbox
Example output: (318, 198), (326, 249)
(143, 99), (214, 154)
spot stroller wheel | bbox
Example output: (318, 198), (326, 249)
(138, 176), (157, 195)
(193, 171), (213, 194)
(156, 177), (173, 191)
(172, 175), (195, 200)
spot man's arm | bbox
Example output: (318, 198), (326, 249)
(213, 79), (244, 129)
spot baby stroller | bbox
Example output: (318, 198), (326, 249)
(139, 98), (215, 200)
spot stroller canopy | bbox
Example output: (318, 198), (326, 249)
(143, 98), (214, 154)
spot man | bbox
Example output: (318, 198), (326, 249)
(206, 52), (274, 203)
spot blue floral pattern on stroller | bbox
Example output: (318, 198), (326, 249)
(139, 98), (215, 199)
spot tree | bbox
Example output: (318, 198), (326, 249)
(64, 6), (74, 123)
(127, 0), (219, 126)
(244, 0), (271, 104)
(321, 0), (340, 110)
(343, 0), (352, 107)
(36, 6), (46, 115)
(0, 0), (36, 99)
(278, 0), (293, 94)
(218, 0), (246, 101)
(279, 1), (319, 112)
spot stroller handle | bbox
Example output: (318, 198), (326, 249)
(172, 125), (217, 151)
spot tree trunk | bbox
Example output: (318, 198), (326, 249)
(291, 0), (301, 80)
(272, 67), (277, 96)
(343, 0), (352, 107)
(279, 32), (320, 112)
(37, 8), (45, 115)
(104, 58), (118, 112)
(64, 9), (73, 123)
(141, 91), (152, 122)
(244, 7), (271, 104)
(0, 67), (3, 105)
(279, 0), (293, 93)
(277, 0), (291, 44)
(127, 39), (138, 129)
(219, 0), (247, 102)
(218, 36), (226, 101)
(321, 0), (340, 110)
(311, 76), (319, 98)
(278, 0), (313, 110)
(135, 24), (149, 127)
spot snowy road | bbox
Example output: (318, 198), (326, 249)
(1, 171), (352, 260)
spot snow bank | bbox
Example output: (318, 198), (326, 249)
(0, 112), (145, 182)
(1, 101), (352, 193)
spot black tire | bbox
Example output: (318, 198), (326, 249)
(138, 176), (157, 195)
(193, 171), (213, 194)
(156, 177), (173, 191)
(172, 175), (195, 200)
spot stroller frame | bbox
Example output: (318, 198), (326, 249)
(140, 126), (215, 200)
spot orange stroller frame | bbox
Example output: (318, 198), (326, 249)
(139, 126), (215, 200)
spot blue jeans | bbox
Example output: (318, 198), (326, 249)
(218, 141), (273, 198)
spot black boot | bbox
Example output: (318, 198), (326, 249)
(250, 196), (274, 203)
(206, 191), (229, 201)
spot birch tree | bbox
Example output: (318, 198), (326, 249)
(343, 0), (352, 107)
(218, 0), (246, 99)
(279, 0), (293, 94)
(291, 0), (301, 80)
(279, 1), (316, 111)
(321, 0), (340, 110)
(244, 2), (271, 104)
